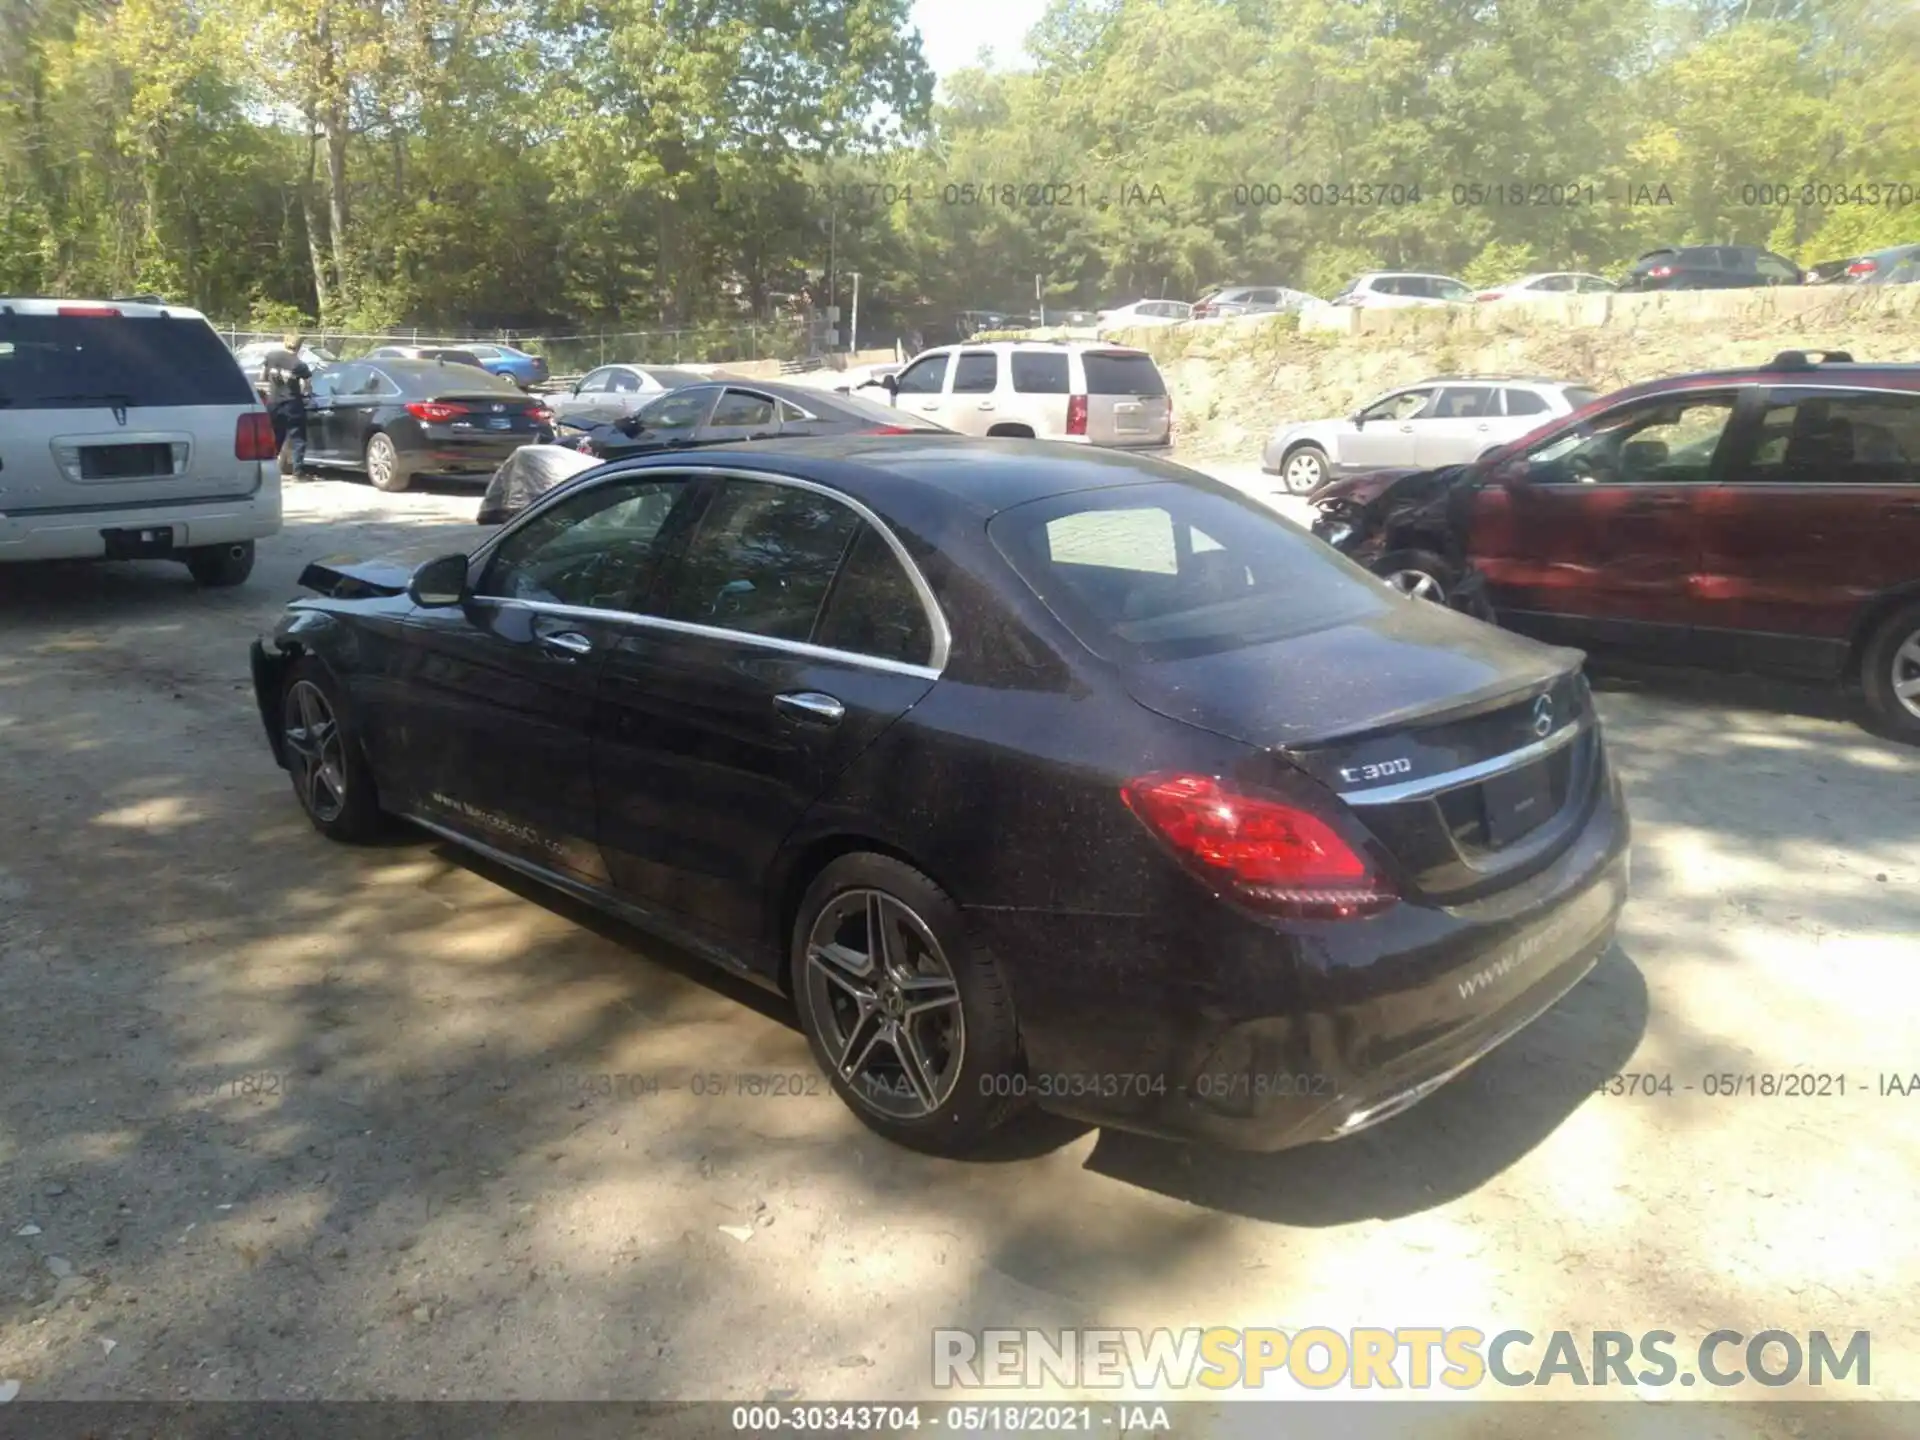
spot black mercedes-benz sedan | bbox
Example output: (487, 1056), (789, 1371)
(249, 437), (1630, 1156)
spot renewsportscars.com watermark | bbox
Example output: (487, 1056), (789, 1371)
(932, 1328), (1870, 1391)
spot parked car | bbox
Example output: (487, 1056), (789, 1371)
(1190, 286), (1315, 319)
(0, 297), (280, 585)
(1620, 245), (1802, 290)
(881, 340), (1171, 450)
(824, 362), (904, 396)
(1813, 242), (1920, 285)
(545, 364), (709, 428)
(250, 435), (1630, 1154)
(1475, 273), (1618, 301)
(300, 357), (555, 492)
(1098, 299), (1193, 327)
(1262, 377), (1599, 493)
(506, 380), (946, 518)
(459, 342), (550, 389)
(1331, 273), (1477, 308)
(233, 341), (335, 402)
(361, 344), (491, 371)
(1307, 350), (1920, 743)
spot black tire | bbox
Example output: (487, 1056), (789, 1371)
(791, 853), (1030, 1156)
(1861, 599), (1920, 745)
(185, 541), (255, 588)
(366, 431), (410, 492)
(1279, 443), (1329, 494)
(1374, 548), (1456, 604)
(279, 657), (387, 842)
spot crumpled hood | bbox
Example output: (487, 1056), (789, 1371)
(1307, 467), (1425, 506)
(297, 531), (488, 599)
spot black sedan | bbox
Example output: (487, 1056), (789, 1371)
(1620, 244), (1803, 290)
(500, 378), (942, 519)
(302, 358), (556, 492)
(249, 438), (1630, 1156)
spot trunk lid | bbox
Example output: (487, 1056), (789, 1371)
(1123, 603), (1600, 901)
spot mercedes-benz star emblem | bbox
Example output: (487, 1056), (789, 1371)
(1531, 693), (1555, 738)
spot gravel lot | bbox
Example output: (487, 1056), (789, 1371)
(1, 462), (1916, 1428)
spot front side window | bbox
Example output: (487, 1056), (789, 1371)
(1360, 389), (1433, 423)
(577, 369), (613, 393)
(477, 477), (692, 610)
(894, 354), (950, 395)
(1433, 278), (1475, 302)
(989, 481), (1389, 664)
(658, 479), (861, 641)
(1521, 394), (1738, 485)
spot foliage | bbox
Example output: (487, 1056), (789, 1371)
(0, 0), (1914, 331)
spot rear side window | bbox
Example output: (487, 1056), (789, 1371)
(1742, 392), (1920, 484)
(1011, 352), (1070, 393)
(813, 524), (935, 665)
(1503, 388), (1550, 416)
(952, 352), (1000, 394)
(989, 481), (1388, 663)
(1081, 352), (1165, 397)
(1563, 387), (1600, 408)
(0, 313), (254, 409)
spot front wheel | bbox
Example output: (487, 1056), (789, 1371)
(280, 658), (387, 841)
(1861, 600), (1920, 745)
(1375, 548), (1456, 604)
(1280, 444), (1329, 494)
(792, 853), (1029, 1156)
(366, 432), (410, 492)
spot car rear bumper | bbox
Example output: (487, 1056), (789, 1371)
(0, 479), (282, 562)
(969, 757), (1631, 1151)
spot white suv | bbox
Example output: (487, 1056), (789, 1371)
(1261, 376), (1599, 492)
(0, 298), (281, 585)
(883, 341), (1172, 450)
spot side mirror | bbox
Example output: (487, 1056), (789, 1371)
(882, 373), (900, 394)
(408, 553), (470, 607)
(1489, 458), (1528, 489)
(1351, 413), (1367, 430)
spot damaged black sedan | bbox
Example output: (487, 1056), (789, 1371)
(249, 437), (1628, 1157)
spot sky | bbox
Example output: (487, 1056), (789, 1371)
(908, 0), (1051, 79)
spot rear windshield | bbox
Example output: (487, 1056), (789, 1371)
(988, 479), (1387, 663)
(0, 312), (254, 409)
(1082, 351), (1166, 396)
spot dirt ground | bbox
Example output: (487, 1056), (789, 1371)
(1, 465), (1917, 1430)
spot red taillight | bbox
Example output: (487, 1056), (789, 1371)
(1477, 291), (1501, 301)
(527, 405), (553, 424)
(235, 412), (277, 461)
(406, 401), (469, 423)
(1648, 265), (1674, 278)
(1121, 772), (1395, 919)
(1066, 394), (1089, 435)
(1847, 259), (1877, 277)
(57, 304), (121, 316)
(864, 424), (917, 435)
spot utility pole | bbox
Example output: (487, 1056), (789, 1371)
(1036, 273), (1044, 327)
(848, 272), (860, 355)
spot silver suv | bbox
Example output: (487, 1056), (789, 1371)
(883, 341), (1172, 450)
(1261, 376), (1599, 492)
(0, 298), (280, 585)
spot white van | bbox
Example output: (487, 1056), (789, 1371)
(0, 298), (281, 585)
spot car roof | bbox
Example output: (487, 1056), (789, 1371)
(1600, 359), (1920, 403)
(915, 340), (1151, 356)
(0, 296), (210, 321)
(595, 434), (1201, 518)
(370, 358), (518, 386)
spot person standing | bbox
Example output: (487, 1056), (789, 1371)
(261, 333), (313, 473)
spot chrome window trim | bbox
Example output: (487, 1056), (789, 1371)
(1341, 720), (1586, 806)
(476, 597), (942, 681)
(466, 462), (953, 673)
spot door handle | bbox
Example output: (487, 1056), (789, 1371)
(977, 402), (995, 411)
(536, 630), (594, 658)
(774, 691), (844, 725)
(1476, 422), (1490, 431)
(1399, 424), (1415, 432)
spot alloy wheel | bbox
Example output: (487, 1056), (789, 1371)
(1386, 568), (1446, 602)
(1283, 451), (1324, 493)
(283, 680), (348, 823)
(1893, 627), (1920, 722)
(803, 889), (965, 1120)
(367, 436), (395, 488)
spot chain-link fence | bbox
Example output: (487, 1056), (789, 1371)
(216, 322), (819, 375)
